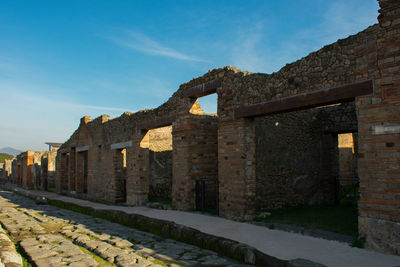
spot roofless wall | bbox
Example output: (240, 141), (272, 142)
(54, 0), (400, 255)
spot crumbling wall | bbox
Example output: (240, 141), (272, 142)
(4, 159), (13, 181)
(0, 160), (13, 183)
(212, 20), (379, 220)
(49, 0), (399, 255)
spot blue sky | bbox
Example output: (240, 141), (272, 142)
(0, 0), (379, 151)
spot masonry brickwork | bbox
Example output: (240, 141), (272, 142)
(255, 102), (357, 210)
(9, 151), (57, 191)
(3, 0), (398, 255)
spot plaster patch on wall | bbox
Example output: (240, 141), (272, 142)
(372, 123), (400, 135)
(111, 141), (133, 150)
(76, 145), (89, 152)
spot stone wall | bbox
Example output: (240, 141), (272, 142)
(47, 0), (400, 255)
(55, 112), (175, 204)
(0, 159), (13, 183)
(255, 102), (357, 210)
(11, 151), (54, 191)
(149, 151), (172, 200)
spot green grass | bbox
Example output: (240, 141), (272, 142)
(150, 258), (169, 267)
(15, 243), (34, 267)
(255, 203), (358, 237)
(148, 196), (172, 205)
(0, 153), (13, 163)
(351, 236), (366, 248)
(255, 186), (360, 237)
(62, 234), (114, 266)
(76, 245), (114, 266)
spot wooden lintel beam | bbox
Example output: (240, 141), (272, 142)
(234, 80), (373, 119)
(138, 114), (176, 130)
(183, 79), (222, 98)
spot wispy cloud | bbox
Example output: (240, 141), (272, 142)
(231, 21), (284, 73)
(110, 30), (206, 62)
(0, 84), (134, 150)
(230, 0), (379, 74)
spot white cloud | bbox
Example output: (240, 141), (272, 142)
(230, 0), (379, 74)
(231, 23), (267, 72)
(295, 0), (379, 48)
(110, 30), (206, 62)
(0, 83), (134, 151)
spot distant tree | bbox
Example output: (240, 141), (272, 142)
(0, 153), (14, 163)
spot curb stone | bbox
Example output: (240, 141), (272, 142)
(287, 259), (328, 267)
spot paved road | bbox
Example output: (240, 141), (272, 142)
(0, 190), (250, 267)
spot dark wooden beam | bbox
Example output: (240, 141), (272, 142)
(234, 80), (373, 119)
(138, 114), (176, 130)
(183, 79), (222, 98)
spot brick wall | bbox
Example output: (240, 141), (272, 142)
(172, 114), (218, 211)
(357, 0), (400, 255)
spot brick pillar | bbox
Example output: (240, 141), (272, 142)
(357, 0), (400, 255)
(55, 153), (64, 192)
(76, 152), (84, 193)
(26, 151), (34, 190)
(68, 148), (76, 191)
(172, 112), (196, 210)
(127, 129), (150, 205)
(61, 153), (69, 192)
(112, 149), (127, 203)
(17, 160), (22, 186)
(172, 113), (218, 211)
(218, 118), (256, 220)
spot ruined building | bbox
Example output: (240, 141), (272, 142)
(0, 0), (395, 255)
(0, 159), (13, 182)
(2, 150), (58, 191)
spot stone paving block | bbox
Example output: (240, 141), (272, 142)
(34, 256), (63, 267)
(0, 251), (23, 266)
(0, 190), (251, 267)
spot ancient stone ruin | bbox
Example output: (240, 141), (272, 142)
(1, 0), (399, 256)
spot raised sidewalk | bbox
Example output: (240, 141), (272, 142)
(3, 185), (400, 267)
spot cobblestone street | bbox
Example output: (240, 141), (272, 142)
(0, 190), (250, 267)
